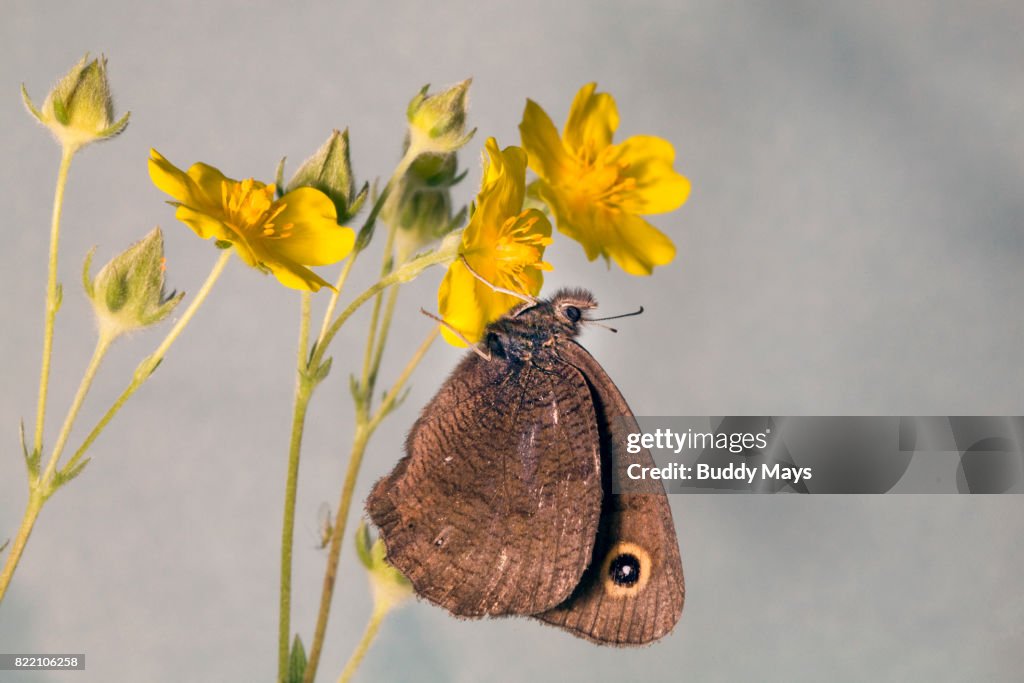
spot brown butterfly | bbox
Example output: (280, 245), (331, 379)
(366, 289), (684, 645)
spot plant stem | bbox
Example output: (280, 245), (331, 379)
(0, 240), (230, 607)
(33, 145), (78, 456)
(0, 491), (43, 607)
(303, 328), (437, 683)
(310, 247), (453, 372)
(277, 292), (313, 683)
(317, 257), (356, 346)
(357, 225), (397, 412)
(337, 605), (389, 683)
(274, 241), (449, 683)
(38, 331), (116, 494)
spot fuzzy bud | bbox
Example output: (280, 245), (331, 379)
(285, 129), (368, 224)
(355, 521), (412, 613)
(406, 79), (475, 155)
(83, 228), (183, 339)
(22, 54), (130, 151)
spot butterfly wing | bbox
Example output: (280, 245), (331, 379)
(367, 351), (604, 617)
(536, 340), (685, 645)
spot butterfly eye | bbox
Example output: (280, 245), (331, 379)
(486, 332), (505, 357)
(563, 305), (582, 323)
(609, 553), (642, 587)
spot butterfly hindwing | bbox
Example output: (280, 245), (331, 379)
(367, 351), (604, 617)
(536, 341), (685, 645)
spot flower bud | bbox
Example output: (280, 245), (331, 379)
(406, 79), (475, 155)
(355, 521), (412, 613)
(285, 129), (368, 224)
(22, 54), (130, 151)
(83, 228), (183, 339)
(392, 152), (468, 260)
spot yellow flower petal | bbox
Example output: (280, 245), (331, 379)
(148, 149), (207, 209)
(519, 99), (569, 183)
(608, 136), (691, 214)
(173, 204), (232, 241)
(437, 258), (484, 346)
(563, 83), (619, 153)
(264, 252), (334, 292)
(185, 162), (237, 209)
(271, 188), (354, 265)
(475, 139), (527, 234)
(533, 181), (602, 260)
(598, 212), (676, 275)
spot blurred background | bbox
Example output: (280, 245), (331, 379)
(2, 1), (1022, 681)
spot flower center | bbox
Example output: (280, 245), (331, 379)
(221, 179), (293, 238)
(566, 144), (637, 212)
(471, 211), (552, 292)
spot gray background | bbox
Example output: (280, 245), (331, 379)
(2, 1), (1022, 681)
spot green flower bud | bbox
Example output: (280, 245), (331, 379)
(392, 151), (468, 260)
(285, 128), (368, 224)
(406, 79), (475, 155)
(83, 228), (183, 339)
(22, 54), (130, 151)
(355, 520), (412, 613)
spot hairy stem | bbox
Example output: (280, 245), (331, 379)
(277, 291), (313, 682)
(33, 145), (78, 456)
(303, 329), (437, 683)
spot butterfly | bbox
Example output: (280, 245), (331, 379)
(367, 289), (684, 645)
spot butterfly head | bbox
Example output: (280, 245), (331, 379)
(482, 289), (598, 362)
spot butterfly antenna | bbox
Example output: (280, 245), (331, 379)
(419, 308), (491, 360)
(460, 256), (537, 305)
(589, 306), (644, 322)
(585, 306), (644, 334)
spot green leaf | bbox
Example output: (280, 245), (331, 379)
(52, 96), (69, 125)
(98, 111), (131, 140)
(313, 356), (333, 383)
(286, 634), (307, 683)
(20, 420), (41, 477)
(82, 246), (97, 298)
(20, 83), (43, 123)
(274, 156), (287, 199)
(354, 520), (374, 569)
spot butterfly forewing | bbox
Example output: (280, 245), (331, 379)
(367, 351), (603, 617)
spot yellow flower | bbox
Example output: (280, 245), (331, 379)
(438, 138), (552, 346)
(519, 83), (690, 275)
(148, 149), (354, 291)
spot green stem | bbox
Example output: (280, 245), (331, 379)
(317, 256), (357, 346)
(62, 249), (232, 477)
(311, 246), (454, 372)
(0, 491), (44, 607)
(303, 329), (437, 683)
(1, 238), (230, 608)
(357, 226), (397, 412)
(38, 331), (116, 495)
(337, 605), (389, 683)
(33, 145), (78, 456)
(367, 285), (400, 400)
(277, 292), (313, 683)
(276, 240), (449, 683)
(317, 145), (413, 349)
